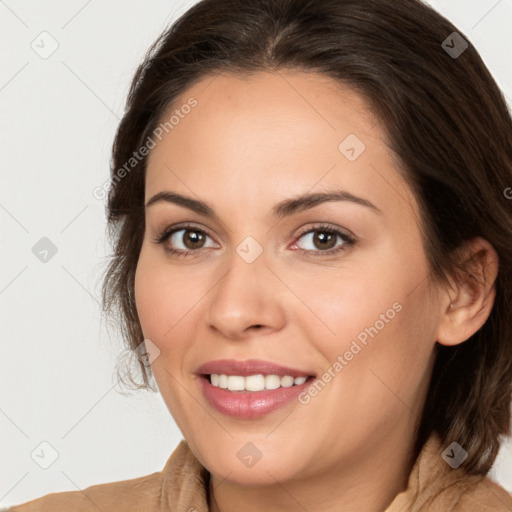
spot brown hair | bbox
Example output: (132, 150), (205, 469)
(102, 0), (512, 474)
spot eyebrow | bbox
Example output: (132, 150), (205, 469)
(145, 189), (382, 218)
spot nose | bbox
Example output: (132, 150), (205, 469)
(206, 248), (286, 341)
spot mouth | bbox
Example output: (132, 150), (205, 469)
(195, 359), (317, 419)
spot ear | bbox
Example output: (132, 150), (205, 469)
(436, 237), (499, 346)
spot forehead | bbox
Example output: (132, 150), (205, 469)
(150, 69), (383, 159)
(145, 70), (418, 222)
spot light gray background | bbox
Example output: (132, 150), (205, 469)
(1, 0), (511, 507)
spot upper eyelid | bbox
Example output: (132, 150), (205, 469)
(161, 221), (347, 234)
(164, 222), (216, 239)
(295, 223), (353, 238)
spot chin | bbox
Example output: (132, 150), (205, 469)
(210, 459), (295, 486)
(195, 440), (308, 486)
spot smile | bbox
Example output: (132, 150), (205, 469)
(195, 359), (316, 418)
(209, 373), (308, 391)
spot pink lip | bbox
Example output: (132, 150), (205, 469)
(195, 359), (316, 419)
(195, 358), (314, 377)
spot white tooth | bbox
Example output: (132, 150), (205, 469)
(280, 376), (294, 387)
(265, 374), (281, 390)
(227, 375), (245, 391)
(212, 374), (306, 391)
(218, 374), (228, 389)
(245, 374), (265, 391)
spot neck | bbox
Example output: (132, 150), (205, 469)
(208, 423), (417, 512)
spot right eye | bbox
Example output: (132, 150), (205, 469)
(154, 223), (219, 257)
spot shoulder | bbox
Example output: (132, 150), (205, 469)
(416, 472), (512, 511)
(6, 470), (163, 512)
(388, 432), (512, 512)
(450, 474), (512, 512)
(419, 442), (512, 511)
(418, 436), (512, 512)
(5, 440), (208, 512)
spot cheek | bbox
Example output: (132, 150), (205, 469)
(285, 263), (402, 354)
(328, 284), (436, 415)
(287, 257), (435, 394)
(133, 247), (217, 388)
(134, 250), (200, 420)
(134, 248), (201, 340)
(134, 255), (169, 339)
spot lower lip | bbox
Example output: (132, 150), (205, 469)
(198, 375), (314, 419)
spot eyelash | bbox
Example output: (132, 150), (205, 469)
(152, 222), (356, 259)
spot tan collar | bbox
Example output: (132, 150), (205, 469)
(161, 432), (512, 512)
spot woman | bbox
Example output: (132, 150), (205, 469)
(8, 0), (512, 510)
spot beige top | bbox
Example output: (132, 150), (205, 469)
(7, 432), (512, 511)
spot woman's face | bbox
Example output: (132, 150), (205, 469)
(134, 70), (441, 485)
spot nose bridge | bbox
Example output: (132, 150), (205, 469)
(206, 236), (285, 338)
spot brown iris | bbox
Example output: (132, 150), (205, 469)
(182, 229), (206, 249)
(312, 230), (337, 250)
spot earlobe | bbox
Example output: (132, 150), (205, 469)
(436, 237), (499, 347)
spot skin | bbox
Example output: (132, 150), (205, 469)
(134, 70), (499, 512)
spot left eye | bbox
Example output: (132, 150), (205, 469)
(292, 227), (354, 253)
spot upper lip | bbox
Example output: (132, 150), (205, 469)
(196, 359), (315, 377)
